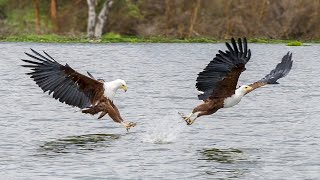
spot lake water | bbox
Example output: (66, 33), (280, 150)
(0, 42), (319, 179)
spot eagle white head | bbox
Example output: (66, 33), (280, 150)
(104, 79), (127, 101)
(236, 85), (253, 96)
(224, 85), (253, 108)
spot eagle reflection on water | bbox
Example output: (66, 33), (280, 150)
(198, 148), (244, 163)
(38, 134), (120, 154)
(198, 148), (250, 178)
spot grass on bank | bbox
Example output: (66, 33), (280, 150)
(0, 33), (317, 45)
(250, 38), (307, 46)
(0, 33), (220, 43)
(0, 34), (89, 43)
(286, 41), (303, 46)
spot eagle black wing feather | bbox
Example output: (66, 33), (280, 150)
(245, 52), (293, 95)
(22, 49), (104, 109)
(196, 38), (251, 100)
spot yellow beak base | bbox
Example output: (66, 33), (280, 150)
(122, 85), (127, 92)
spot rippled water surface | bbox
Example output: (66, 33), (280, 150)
(1, 42), (320, 179)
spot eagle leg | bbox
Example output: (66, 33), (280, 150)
(186, 109), (218, 125)
(82, 106), (100, 115)
(83, 101), (110, 119)
(186, 116), (198, 125)
(98, 111), (108, 119)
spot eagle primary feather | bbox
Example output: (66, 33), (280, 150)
(22, 49), (103, 108)
(196, 38), (251, 100)
(245, 52), (293, 94)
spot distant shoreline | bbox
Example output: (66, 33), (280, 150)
(0, 34), (318, 45)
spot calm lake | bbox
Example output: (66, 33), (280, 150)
(0, 42), (319, 179)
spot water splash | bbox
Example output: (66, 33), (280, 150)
(141, 114), (184, 144)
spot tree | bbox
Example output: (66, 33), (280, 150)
(32, 0), (41, 34)
(188, 0), (201, 38)
(87, 0), (113, 39)
(50, 0), (58, 33)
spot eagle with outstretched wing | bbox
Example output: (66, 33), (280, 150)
(22, 49), (136, 131)
(180, 38), (293, 125)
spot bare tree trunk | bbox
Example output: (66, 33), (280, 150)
(165, 0), (171, 37)
(224, 0), (232, 39)
(94, 0), (113, 38)
(87, 0), (96, 39)
(50, 0), (58, 33)
(33, 0), (41, 34)
(87, 0), (113, 39)
(188, 0), (201, 38)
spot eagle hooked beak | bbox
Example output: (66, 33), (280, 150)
(246, 86), (253, 92)
(122, 85), (127, 92)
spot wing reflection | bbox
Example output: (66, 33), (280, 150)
(38, 134), (120, 154)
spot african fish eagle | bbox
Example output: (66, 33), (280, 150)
(21, 49), (136, 131)
(180, 37), (293, 125)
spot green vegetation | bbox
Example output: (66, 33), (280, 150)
(287, 41), (303, 46)
(0, 33), (216, 43)
(0, 34), (88, 43)
(1, 33), (316, 44)
(250, 38), (305, 44)
(0, 33), (219, 43)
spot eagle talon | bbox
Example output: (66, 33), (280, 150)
(178, 112), (184, 117)
(179, 112), (194, 125)
(185, 118), (194, 125)
(178, 112), (188, 120)
(122, 121), (136, 131)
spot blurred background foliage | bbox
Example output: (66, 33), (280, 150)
(0, 0), (319, 40)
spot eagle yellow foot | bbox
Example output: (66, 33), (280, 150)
(178, 112), (195, 125)
(185, 118), (195, 125)
(121, 122), (137, 131)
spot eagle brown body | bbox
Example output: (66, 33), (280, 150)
(82, 96), (123, 122)
(191, 98), (224, 118)
(181, 38), (293, 125)
(22, 49), (136, 130)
